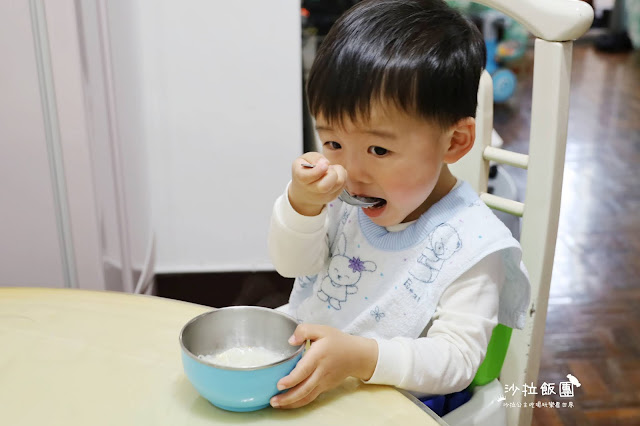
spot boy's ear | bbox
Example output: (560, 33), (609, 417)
(443, 117), (475, 164)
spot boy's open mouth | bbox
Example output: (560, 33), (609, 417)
(356, 196), (386, 209)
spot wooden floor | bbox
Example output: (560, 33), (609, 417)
(494, 43), (640, 426)
(156, 42), (640, 426)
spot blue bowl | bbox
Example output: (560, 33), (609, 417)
(179, 306), (303, 412)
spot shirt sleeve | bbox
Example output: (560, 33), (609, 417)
(364, 252), (505, 396)
(267, 182), (330, 278)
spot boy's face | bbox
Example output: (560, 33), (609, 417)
(316, 103), (453, 227)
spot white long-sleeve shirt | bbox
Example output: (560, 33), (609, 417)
(268, 181), (528, 397)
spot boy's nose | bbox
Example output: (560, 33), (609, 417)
(343, 156), (371, 186)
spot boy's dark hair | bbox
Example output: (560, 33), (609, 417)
(306, 0), (486, 129)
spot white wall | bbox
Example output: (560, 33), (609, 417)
(1, 0), (303, 287)
(124, 1), (302, 272)
(46, 0), (105, 290)
(102, 0), (154, 288)
(75, 0), (141, 292)
(0, 2), (66, 287)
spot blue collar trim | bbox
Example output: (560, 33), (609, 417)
(357, 181), (479, 251)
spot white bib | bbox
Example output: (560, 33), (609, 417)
(288, 182), (530, 339)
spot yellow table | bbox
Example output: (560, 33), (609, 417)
(0, 288), (446, 425)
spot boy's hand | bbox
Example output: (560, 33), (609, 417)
(270, 324), (378, 409)
(288, 153), (347, 216)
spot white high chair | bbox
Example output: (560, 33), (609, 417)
(446, 1), (593, 425)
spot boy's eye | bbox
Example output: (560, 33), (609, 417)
(368, 146), (389, 156)
(324, 141), (342, 150)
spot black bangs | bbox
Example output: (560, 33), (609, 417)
(306, 0), (486, 129)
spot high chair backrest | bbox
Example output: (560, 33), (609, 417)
(449, 1), (593, 425)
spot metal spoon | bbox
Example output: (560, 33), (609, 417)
(300, 162), (378, 207)
(338, 190), (379, 207)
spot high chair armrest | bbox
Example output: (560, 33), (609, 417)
(474, 0), (594, 41)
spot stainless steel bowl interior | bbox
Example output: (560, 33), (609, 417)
(180, 306), (302, 368)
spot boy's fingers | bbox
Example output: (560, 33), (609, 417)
(276, 354), (317, 391)
(315, 167), (338, 193)
(313, 166), (347, 198)
(300, 151), (326, 164)
(330, 165), (348, 193)
(272, 370), (322, 408)
(294, 157), (329, 184)
(289, 324), (329, 345)
(296, 154), (328, 171)
(275, 388), (322, 410)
